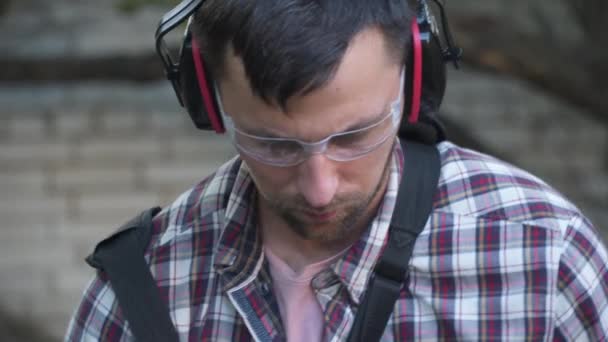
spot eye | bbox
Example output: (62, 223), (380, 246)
(330, 130), (370, 148)
(261, 140), (301, 156)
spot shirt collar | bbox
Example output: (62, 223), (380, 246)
(213, 161), (263, 290)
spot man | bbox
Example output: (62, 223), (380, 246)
(66, 0), (608, 341)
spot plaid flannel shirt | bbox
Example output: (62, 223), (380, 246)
(66, 140), (608, 341)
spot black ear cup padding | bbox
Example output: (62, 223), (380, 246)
(419, 32), (446, 114)
(399, 109), (446, 144)
(178, 31), (218, 130)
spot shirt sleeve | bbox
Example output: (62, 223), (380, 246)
(64, 272), (132, 342)
(553, 214), (608, 341)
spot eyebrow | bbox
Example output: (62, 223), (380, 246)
(240, 126), (285, 139)
(341, 110), (388, 132)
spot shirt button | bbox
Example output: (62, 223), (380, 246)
(260, 282), (270, 294)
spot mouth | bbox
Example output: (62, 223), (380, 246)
(303, 209), (337, 222)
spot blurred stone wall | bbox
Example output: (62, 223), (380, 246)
(0, 0), (606, 340)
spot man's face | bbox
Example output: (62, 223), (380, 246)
(218, 28), (403, 245)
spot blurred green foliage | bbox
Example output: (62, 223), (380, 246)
(116, 0), (181, 14)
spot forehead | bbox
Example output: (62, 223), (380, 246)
(218, 28), (402, 139)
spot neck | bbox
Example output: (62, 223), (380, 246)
(260, 213), (363, 274)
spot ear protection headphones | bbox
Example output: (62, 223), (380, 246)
(155, 0), (462, 134)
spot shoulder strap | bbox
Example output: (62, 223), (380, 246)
(348, 140), (441, 342)
(85, 207), (180, 342)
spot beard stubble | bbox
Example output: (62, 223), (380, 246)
(263, 152), (393, 246)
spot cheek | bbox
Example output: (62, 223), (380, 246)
(242, 157), (292, 196)
(344, 144), (393, 189)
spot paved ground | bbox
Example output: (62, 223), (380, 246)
(0, 0), (606, 340)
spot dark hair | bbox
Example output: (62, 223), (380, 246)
(192, 0), (414, 108)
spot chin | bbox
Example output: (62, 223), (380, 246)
(282, 205), (366, 244)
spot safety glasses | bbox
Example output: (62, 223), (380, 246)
(220, 70), (404, 167)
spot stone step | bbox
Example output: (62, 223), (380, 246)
(0, 140), (74, 170)
(70, 190), (162, 225)
(0, 82), (177, 115)
(51, 164), (138, 195)
(0, 195), (67, 227)
(0, 169), (48, 194)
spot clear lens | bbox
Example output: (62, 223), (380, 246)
(228, 107), (398, 167)
(327, 110), (395, 155)
(223, 69), (404, 167)
(234, 134), (304, 165)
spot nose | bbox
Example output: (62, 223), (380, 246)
(296, 154), (339, 208)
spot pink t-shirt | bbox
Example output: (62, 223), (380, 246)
(264, 247), (342, 342)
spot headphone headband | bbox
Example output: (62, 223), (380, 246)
(155, 0), (462, 137)
(155, 0), (203, 106)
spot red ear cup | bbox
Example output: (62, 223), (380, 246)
(403, 4), (447, 123)
(409, 19), (423, 123)
(399, 1), (449, 144)
(190, 36), (225, 133)
(175, 29), (225, 133)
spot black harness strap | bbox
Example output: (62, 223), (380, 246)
(86, 206), (179, 342)
(348, 140), (441, 342)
